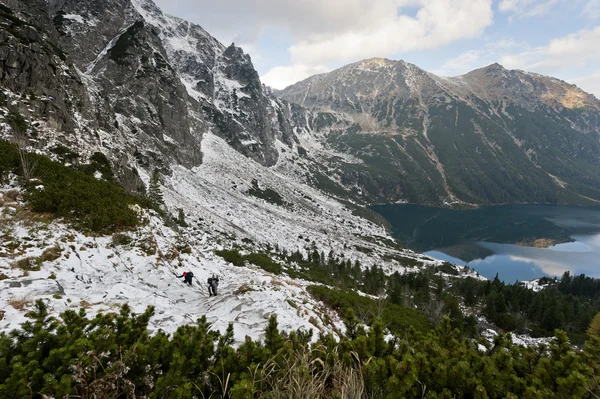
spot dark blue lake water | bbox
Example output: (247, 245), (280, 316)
(371, 204), (600, 282)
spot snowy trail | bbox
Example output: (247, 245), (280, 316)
(0, 197), (344, 343)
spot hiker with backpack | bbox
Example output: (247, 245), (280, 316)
(176, 271), (194, 286)
(207, 275), (219, 296)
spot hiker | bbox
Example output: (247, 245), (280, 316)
(176, 271), (194, 286)
(207, 275), (219, 296)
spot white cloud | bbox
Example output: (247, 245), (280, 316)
(500, 26), (600, 71)
(154, 0), (409, 44)
(255, 0), (494, 88)
(432, 39), (523, 76)
(499, 0), (558, 19)
(261, 64), (330, 90)
(434, 26), (600, 97)
(287, 0), (493, 66)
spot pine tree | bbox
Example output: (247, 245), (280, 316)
(148, 168), (164, 210)
(587, 311), (600, 336)
(177, 208), (187, 227)
(264, 315), (284, 354)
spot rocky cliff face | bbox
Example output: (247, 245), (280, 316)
(0, 0), (313, 192)
(280, 59), (600, 205)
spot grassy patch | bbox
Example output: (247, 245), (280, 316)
(381, 254), (422, 268)
(11, 257), (42, 271)
(354, 245), (373, 254)
(8, 297), (31, 311)
(112, 232), (133, 246)
(40, 245), (62, 263)
(235, 284), (254, 294)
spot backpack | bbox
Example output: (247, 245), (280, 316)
(187, 272), (194, 279)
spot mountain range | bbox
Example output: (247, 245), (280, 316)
(280, 58), (600, 205)
(1, 0), (599, 211)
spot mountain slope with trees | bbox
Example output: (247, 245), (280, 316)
(279, 59), (600, 205)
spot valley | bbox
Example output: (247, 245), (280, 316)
(1, 0), (600, 397)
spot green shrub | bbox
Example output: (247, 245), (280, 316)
(436, 262), (459, 275)
(215, 249), (282, 274)
(307, 285), (431, 334)
(0, 139), (140, 233)
(50, 145), (80, 164)
(112, 233), (133, 246)
(81, 152), (114, 181)
(244, 253), (282, 275)
(215, 249), (245, 266)
(6, 110), (28, 134)
(0, 301), (598, 398)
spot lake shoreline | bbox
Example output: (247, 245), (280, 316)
(515, 238), (574, 248)
(372, 203), (600, 282)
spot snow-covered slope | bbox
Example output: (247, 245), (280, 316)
(0, 186), (346, 342)
(0, 0), (482, 341)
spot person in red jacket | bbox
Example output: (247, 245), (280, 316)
(176, 271), (194, 286)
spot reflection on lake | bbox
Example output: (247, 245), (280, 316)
(371, 204), (600, 282)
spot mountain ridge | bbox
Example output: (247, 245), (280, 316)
(278, 57), (600, 206)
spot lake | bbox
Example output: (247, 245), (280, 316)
(370, 204), (600, 282)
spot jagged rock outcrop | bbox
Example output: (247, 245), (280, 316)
(0, 0), (316, 190)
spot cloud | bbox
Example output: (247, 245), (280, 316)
(433, 39), (523, 76)
(500, 26), (600, 71)
(261, 64), (330, 90)
(154, 0), (407, 45)
(287, 0), (493, 66)
(499, 0), (558, 19)
(255, 0), (494, 88)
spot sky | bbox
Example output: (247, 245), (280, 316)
(154, 0), (600, 96)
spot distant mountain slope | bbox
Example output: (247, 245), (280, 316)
(279, 58), (600, 205)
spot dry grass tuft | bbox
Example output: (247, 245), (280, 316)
(250, 349), (366, 399)
(4, 189), (19, 203)
(8, 297), (32, 311)
(40, 245), (62, 262)
(271, 278), (285, 287)
(79, 300), (102, 309)
(11, 256), (41, 271)
(234, 284), (254, 294)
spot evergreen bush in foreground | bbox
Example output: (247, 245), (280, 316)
(0, 300), (599, 398)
